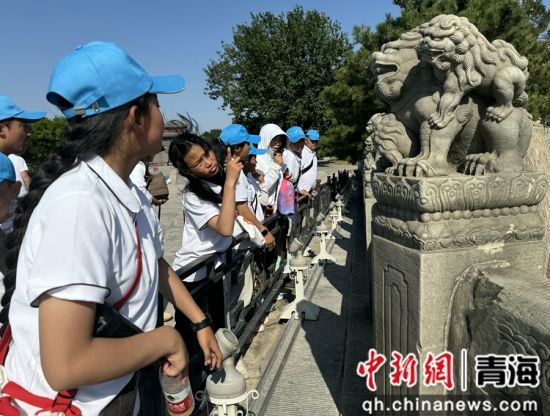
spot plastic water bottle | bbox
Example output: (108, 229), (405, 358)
(159, 369), (195, 416)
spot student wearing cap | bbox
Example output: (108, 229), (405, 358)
(0, 41), (221, 415)
(283, 126), (306, 187)
(298, 129), (320, 196)
(256, 124), (288, 214)
(0, 96), (45, 228)
(219, 124), (276, 249)
(168, 131), (242, 362)
(244, 145), (267, 222)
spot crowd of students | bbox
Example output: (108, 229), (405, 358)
(0, 41), (320, 415)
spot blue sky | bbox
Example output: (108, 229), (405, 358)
(0, 1), (401, 132)
(1, 1), (546, 132)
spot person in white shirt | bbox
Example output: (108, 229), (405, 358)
(283, 126), (306, 187)
(129, 153), (173, 324)
(219, 124), (276, 249)
(0, 41), (221, 415)
(243, 146), (267, 222)
(0, 97), (44, 199)
(7, 154), (30, 198)
(256, 123), (288, 215)
(168, 131), (242, 362)
(129, 155), (168, 206)
(298, 129), (320, 196)
(169, 131), (250, 281)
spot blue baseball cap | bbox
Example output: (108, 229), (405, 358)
(286, 126), (306, 143)
(0, 153), (16, 183)
(0, 96), (46, 122)
(249, 144), (267, 156)
(47, 41), (185, 119)
(306, 129), (320, 141)
(220, 124), (260, 146)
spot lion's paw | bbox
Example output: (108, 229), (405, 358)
(396, 157), (450, 177)
(397, 157), (421, 176)
(460, 153), (501, 175)
(428, 112), (454, 129)
(486, 105), (513, 122)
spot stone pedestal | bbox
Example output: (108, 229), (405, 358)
(371, 172), (549, 400)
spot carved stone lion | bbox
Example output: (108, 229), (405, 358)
(418, 14), (529, 128)
(370, 17), (532, 176)
(363, 116), (379, 172)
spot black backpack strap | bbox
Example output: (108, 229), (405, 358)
(301, 159), (314, 175)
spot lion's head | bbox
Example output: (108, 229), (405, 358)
(372, 31), (423, 102)
(417, 14), (527, 88)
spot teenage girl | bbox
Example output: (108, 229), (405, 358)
(256, 123), (288, 215)
(219, 124), (276, 248)
(0, 41), (221, 415)
(168, 132), (242, 357)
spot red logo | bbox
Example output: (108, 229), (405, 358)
(389, 352), (418, 387)
(357, 349), (387, 392)
(423, 352), (454, 390)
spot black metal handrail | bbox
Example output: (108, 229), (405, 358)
(173, 171), (351, 388)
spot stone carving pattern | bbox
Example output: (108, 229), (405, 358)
(494, 320), (550, 413)
(445, 262), (550, 413)
(382, 265), (411, 397)
(372, 173), (549, 213)
(373, 207), (544, 251)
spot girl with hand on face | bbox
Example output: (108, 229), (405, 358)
(0, 41), (221, 416)
(256, 123), (288, 215)
(219, 124), (276, 249)
(169, 133), (243, 356)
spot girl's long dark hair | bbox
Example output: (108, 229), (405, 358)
(0, 94), (154, 331)
(168, 132), (226, 206)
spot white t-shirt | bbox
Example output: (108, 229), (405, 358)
(129, 161), (153, 203)
(172, 181), (232, 282)
(246, 173), (264, 222)
(235, 171), (249, 203)
(256, 153), (285, 209)
(298, 146), (318, 192)
(8, 154), (29, 198)
(5, 154), (163, 415)
(283, 148), (302, 186)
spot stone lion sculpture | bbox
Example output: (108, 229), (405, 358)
(363, 115), (380, 172)
(369, 15), (532, 176)
(419, 14), (529, 129)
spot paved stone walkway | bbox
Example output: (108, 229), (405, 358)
(249, 179), (373, 416)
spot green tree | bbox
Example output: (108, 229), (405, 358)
(202, 128), (221, 145)
(26, 117), (67, 170)
(205, 6), (351, 132)
(323, 0), (550, 161)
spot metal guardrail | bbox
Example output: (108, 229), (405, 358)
(174, 171), (351, 389)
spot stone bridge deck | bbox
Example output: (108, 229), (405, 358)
(245, 177), (372, 416)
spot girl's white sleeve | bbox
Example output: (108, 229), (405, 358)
(262, 162), (283, 192)
(27, 193), (112, 306)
